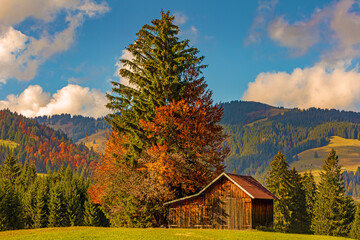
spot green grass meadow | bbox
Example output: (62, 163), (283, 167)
(291, 136), (360, 175)
(0, 227), (353, 240)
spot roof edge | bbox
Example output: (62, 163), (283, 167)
(164, 172), (227, 205)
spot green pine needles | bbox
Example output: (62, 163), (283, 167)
(311, 149), (355, 236)
(106, 10), (206, 165)
(267, 149), (356, 236)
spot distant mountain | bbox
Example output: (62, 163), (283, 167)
(0, 110), (99, 172)
(31, 101), (360, 182)
(221, 101), (360, 182)
(35, 114), (109, 143)
(220, 100), (288, 125)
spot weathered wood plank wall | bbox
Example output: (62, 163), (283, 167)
(167, 176), (273, 230)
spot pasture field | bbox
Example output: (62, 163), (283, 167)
(0, 227), (352, 240)
(291, 136), (360, 175)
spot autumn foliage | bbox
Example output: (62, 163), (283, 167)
(0, 110), (98, 171)
(91, 12), (229, 227)
(140, 73), (228, 196)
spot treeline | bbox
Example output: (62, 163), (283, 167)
(0, 110), (99, 172)
(35, 114), (109, 143)
(0, 154), (108, 231)
(267, 150), (360, 238)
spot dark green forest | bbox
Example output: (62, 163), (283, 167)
(221, 101), (360, 175)
(35, 114), (109, 143)
(0, 154), (107, 231)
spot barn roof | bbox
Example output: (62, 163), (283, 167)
(164, 172), (277, 206)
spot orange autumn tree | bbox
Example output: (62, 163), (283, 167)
(89, 131), (174, 227)
(140, 69), (229, 197)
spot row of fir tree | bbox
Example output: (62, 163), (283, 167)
(266, 149), (360, 239)
(0, 154), (108, 231)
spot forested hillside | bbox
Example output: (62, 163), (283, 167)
(35, 114), (109, 143)
(0, 110), (99, 172)
(221, 101), (360, 179)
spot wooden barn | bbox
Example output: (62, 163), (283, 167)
(164, 172), (277, 230)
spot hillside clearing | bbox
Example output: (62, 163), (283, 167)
(0, 227), (352, 240)
(77, 129), (108, 153)
(291, 136), (360, 174)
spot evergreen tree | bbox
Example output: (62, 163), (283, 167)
(301, 171), (316, 232)
(48, 184), (64, 227)
(350, 204), (360, 239)
(1, 153), (20, 184)
(83, 199), (99, 226)
(33, 179), (48, 228)
(288, 168), (309, 233)
(266, 151), (293, 232)
(311, 149), (355, 236)
(106, 10), (205, 165)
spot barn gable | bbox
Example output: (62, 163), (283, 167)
(164, 172), (276, 229)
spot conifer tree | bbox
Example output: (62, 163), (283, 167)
(48, 184), (64, 227)
(350, 204), (360, 239)
(83, 199), (99, 226)
(301, 171), (316, 232)
(311, 149), (355, 236)
(288, 168), (308, 233)
(266, 151), (293, 232)
(106, 10), (205, 165)
(33, 179), (48, 228)
(1, 153), (20, 184)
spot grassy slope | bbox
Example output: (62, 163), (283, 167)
(291, 136), (360, 176)
(0, 227), (352, 240)
(76, 129), (108, 153)
(0, 139), (19, 149)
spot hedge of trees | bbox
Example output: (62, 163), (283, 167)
(266, 149), (359, 238)
(0, 154), (108, 231)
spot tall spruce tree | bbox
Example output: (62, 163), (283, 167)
(266, 151), (293, 232)
(301, 171), (316, 232)
(311, 149), (355, 236)
(48, 183), (64, 227)
(106, 10), (205, 165)
(288, 168), (309, 233)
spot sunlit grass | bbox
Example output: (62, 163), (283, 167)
(291, 136), (360, 176)
(0, 227), (353, 240)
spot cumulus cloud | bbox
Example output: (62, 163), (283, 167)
(0, 0), (109, 82)
(244, 0), (360, 110)
(0, 84), (109, 118)
(243, 64), (360, 110)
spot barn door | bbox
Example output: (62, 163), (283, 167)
(226, 198), (252, 230)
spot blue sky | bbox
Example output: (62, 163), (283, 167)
(1, 0), (360, 117)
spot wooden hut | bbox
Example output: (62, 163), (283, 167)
(164, 172), (277, 230)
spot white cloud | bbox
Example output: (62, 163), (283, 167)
(0, 0), (109, 82)
(114, 49), (138, 89)
(268, 15), (323, 55)
(243, 64), (360, 110)
(244, 0), (360, 110)
(174, 12), (187, 25)
(0, 84), (109, 118)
